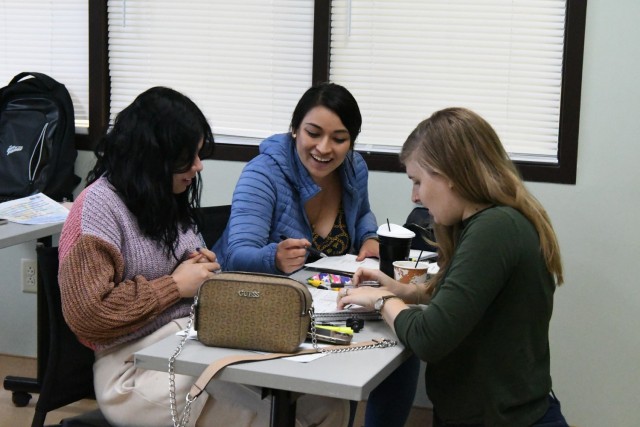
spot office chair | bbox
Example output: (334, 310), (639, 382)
(34, 244), (111, 427)
(404, 206), (438, 253)
(194, 204), (232, 248)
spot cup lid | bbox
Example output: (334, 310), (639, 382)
(377, 223), (416, 238)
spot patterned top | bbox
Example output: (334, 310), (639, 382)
(311, 207), (351, 258)
(58, 177), (201, 352)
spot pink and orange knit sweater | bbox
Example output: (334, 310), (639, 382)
(58, 177), (201, 352)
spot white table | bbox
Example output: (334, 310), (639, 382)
(0, 220), (63, 249)
(134, 309), (409, 426)
(1, 220), (64, 406)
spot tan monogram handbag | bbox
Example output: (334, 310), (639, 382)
(195, 271), (312, 353)
(168, 271), (397, 427)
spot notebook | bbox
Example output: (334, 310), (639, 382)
(304, 254), (379, 276)
(309, 287), (381, 321)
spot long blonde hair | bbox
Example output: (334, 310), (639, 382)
(399, 107), (563, 286)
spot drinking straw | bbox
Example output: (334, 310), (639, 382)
(387, 218), (391, 231)
(415, 250), (424, 268)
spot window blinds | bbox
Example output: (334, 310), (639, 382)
(0, 0), (89, 131)
(330, 0), (566, 163)
(107, 0), (314, 144)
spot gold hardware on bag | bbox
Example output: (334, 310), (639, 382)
(237, 289), (261, 298)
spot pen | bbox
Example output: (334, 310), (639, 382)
(279, 234), (328, 258)
(307, 279), (341, 291)
(308, 279), (329, 290)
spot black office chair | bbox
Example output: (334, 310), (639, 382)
(194, 204), (232, 248)
(34, 244), (111, 427)
(404, 206), (438, 253)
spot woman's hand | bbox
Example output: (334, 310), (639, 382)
(275, 237), (309, 274)
(352, 267), (421, 304)
(172, 254), (220, 298)
(355, 238), (379, 261)
(188, 247), (218, 264)
(336, 285), (391, 310)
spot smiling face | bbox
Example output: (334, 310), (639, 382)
(405, 156), (468, 226)
(294, 106), (351, 184)
(172, 138), (204, 194)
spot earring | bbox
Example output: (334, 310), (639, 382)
(292, 133), (297, 139)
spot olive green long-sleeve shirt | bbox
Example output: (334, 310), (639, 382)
(395, 206), (556, 426)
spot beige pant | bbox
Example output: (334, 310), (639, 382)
(93, 318), (349, 427)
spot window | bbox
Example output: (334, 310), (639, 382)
(88, 0), (586, 183)
(0, 0), (89, 132)
(332, 1), (564, 158)
(107, 0), (314, 146)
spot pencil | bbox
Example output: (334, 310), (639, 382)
(279, 234), (328, 258)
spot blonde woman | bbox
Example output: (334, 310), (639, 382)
(340, 108), (568, 426)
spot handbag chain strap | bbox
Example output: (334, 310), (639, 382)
(169, 295), (198, 427)
(308, 306), (397, 353)
(168, 299), (396, 427)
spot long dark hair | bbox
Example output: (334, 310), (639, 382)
(290, 82), (362, 175)
(290, 82), (362, 148)
(87, 87), (214, 256)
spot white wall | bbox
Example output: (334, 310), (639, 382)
(1, 0), (639, 424)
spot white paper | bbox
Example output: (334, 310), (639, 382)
(0, 193), (69, 224)
(304, 254), (379, 275)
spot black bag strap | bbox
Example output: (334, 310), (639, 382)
(9, 72), (60, 91)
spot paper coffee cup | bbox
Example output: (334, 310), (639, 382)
(393, 260), (429, 285)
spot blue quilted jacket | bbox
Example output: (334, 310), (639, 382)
(213, 133), (378, 274)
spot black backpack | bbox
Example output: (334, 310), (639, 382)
(0, 72), (80, 202)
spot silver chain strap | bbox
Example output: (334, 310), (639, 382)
(169, 301), (397, 427)
(169, 296), (198, 427)
(308, 306), (397, 353)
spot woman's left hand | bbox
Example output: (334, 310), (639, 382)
(336, 286), (392, 310)
(355, 238), (379, 261)
(352, 267), (419, 304)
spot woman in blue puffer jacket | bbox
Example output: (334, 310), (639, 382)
(214, 82), (379, 274)
(214, 82), (420, 427)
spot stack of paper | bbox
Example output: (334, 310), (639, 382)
(0, 193), (69, 224)
(304, 254), (379, 275)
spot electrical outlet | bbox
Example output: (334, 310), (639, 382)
(21, 259), (37, 293)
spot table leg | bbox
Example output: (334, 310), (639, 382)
(268, 389), (296, 427)
(2, 237), (52, 406)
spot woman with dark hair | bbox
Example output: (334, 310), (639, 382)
(213, 82), (379, 274)
(340, 107), (569, 426)
(59, 87), (348, 426)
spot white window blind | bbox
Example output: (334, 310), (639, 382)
(0, 0), (89, 131)
(108, 0), (314, 144)
(330, 0), (566, 163)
